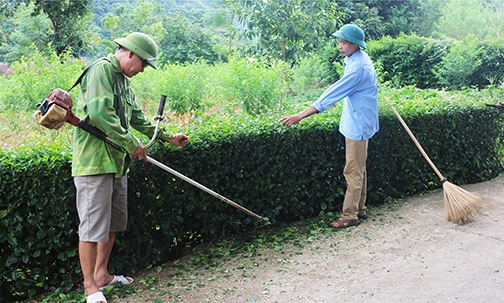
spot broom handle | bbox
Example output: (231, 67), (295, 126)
(384, 97), (446, 182)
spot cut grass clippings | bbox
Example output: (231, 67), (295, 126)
(30, 198), (408, 303)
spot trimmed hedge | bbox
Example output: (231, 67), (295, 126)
(0, 146), (78, 301)
(1, 89), (503, 301)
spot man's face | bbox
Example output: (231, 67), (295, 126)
(121, 51), (146, 77)
(337, 39), (360, 57)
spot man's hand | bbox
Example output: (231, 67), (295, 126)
(279, 114), (302, 126)
(280, 107), (319, 126)
(163, 133), (189, 147)
(130, 143), (148, 162)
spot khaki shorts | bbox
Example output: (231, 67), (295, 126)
(74, 174), (128, 242)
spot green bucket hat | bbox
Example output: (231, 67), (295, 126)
(114, 32), (158, 69)
(333, 24), (367, 50)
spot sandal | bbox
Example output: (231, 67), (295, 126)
(86, 291), (107, 303)
(331, 217), (360, 229)
(99, 275), (134, 290)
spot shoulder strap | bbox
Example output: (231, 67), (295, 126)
(114, 75), (128, 130)
(68, 57), (110, 92)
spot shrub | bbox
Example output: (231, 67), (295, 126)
(473, 39), (504, 87)
(290, 53), (335, 94)
(0, 145), (78, 302)
(206, 57), (288, 116)
(317, 41), (344, 84)
(132, 60), (211, 115)
(433, 35), (482, 90)
(131, 57), (289, 117)
(367, 34), (504, 90)
(0, 49), (83, 112)
(367, 33), (449, 89)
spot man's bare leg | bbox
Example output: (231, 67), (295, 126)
(94, 232), (116, 287)
(79, 241), (102, 299)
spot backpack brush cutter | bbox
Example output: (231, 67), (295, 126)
(34, 89), (271, 227)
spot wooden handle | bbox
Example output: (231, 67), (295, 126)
(384, 97), (445, 182)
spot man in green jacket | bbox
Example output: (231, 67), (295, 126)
(72, 32), (189, 303)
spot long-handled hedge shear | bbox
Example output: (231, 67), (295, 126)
(34, 89), (271, 227)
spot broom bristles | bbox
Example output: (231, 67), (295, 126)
(443, 181), (482, 225)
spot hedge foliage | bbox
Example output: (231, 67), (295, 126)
(1, 88), (503, 301)
(366, 34), (504, 90)
(0, 145), (78, 301)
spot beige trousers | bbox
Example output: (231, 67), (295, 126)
(342, 138), (368, 220)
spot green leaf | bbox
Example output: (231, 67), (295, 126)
(6, 257), (18, 267)
(0, 209), (8, 219)
(7, 237), (18, 246)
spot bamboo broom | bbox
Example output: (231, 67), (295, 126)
(385, 97), (481, 225)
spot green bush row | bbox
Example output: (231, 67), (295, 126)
(1, 88), (503, 301)
(365, 34), (504, 90)
(0, 145), (78, 301)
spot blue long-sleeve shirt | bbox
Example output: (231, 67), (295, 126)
(311, 50), (379, 140)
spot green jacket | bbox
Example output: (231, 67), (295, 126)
(72, 54), (169, 178)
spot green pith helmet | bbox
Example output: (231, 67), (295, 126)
(114, 32), (158, 69)
(333, 24), (367, 50)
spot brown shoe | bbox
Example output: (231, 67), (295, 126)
(330, 217), (360, 229)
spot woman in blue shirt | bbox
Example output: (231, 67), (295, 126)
(280, 24), (379, 229)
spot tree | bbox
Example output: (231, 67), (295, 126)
(333, 0), (386, 39)
(0, 0), (95, 57)
(232, 0), (338, 61)
(435, 0), (486, 40)
(0, 3), (51, 63)
(159, 15), (220, 64)
(482, 0), (504, 39)
(331, 0), (444, 39)
(97, 0), (218, 65)
(112, 0), (166, 38)
(230, 0), (445, 61)
(201, 0), (239, 59)
(412, 0), (445, 37)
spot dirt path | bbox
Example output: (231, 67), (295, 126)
(109, 174), (504, 303)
